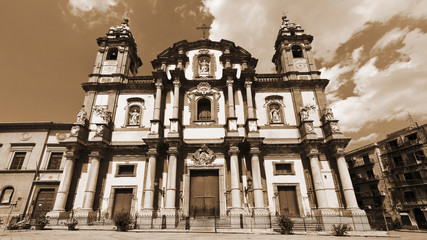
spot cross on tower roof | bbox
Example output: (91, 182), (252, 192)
(196, 24), (211, 39)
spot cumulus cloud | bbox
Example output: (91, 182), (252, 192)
(202, 0), (427, 144)
(351, 133), (379, 145)
(330, 27), (427, 132)
(65, 0), (132, 28)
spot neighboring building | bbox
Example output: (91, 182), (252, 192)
(0, 122), (71, 225)
(345, 144), (396, 230)
(1, 16), (370, 230)
(346, 124), (427, 230)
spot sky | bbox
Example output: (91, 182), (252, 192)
(0, 0), (426, 151)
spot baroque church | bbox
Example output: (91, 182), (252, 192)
(0, 17), (370, 230)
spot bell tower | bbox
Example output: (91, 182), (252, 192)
(272, 16), (319, 80)
(89, 18), (142, 83)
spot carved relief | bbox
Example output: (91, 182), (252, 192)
(70, 126), (80, 137)
(94, 125), (105, 137)
(187, 82), (221, 124)
(191, 145), (216, 165)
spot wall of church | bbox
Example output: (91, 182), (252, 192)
(235, 90), (245, 125)
(185, 49), (223, 80)
(264, 155), (310, 215)
(254, 92), (297, 127)
(114, 94), (155, 129)
(99, 155), (146, 216)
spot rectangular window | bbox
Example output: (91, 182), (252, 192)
(117, 165), (135, 176)
(275, 163), (294, 175)
(414, 151), (426, 162)
(388, 140), (399, 150)
(393, 156), (404, 167)
(47, 152), (63, 170)
(404, 191), (416, 202)
(362, 155), (371, 164)
(366, 170), (375, 179)
(10, 152), (26, 170)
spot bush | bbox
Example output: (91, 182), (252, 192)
(276, 215), (294, 234)
(331, 223), (352, 236)
(113, 212), (133, 231)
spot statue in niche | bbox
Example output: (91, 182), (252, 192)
(198, 57), (210, 76)
(129, 108), (140, 125)
(270, 105), (281, 123)
(323, 107), (335, 121)
(76, 105), (87, 124)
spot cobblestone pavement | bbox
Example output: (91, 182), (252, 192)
(0, 229), (426, 240)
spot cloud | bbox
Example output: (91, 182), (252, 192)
(329, 27), (427, 132)
(64, 0), (132, 28)
(68, 0), (119, 16)
(351, 133), (379, 145)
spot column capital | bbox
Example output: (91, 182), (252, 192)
(173, 78), (181, 88)
(250, 147), (261, 156)
(228, 146), (240, 155)
(64, 151), (76, 160)
(167, 146), (179, 156)
(89, 150), (104, 159)
(155, 81), (163, 89)
(305, 146), (320, 157)
(147, 148), (158, 157)
(244, 80), (252, 88)
(226, 79), (234, 86)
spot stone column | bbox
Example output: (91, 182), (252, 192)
(172, 79), (180, 118)
(229, 146), (241, 209)
(82, 151), (102, 210)
(226, 78), (235, 118)
(307, 149), (329, 209)
(165, 147), (178, 210)
(153, 80), (163, 120)
(51, 151), (75, 213)
(245, 80), (255, 119)
(143, 149), (157, 210)
(250, 148), (264, 209)
(336, 153), (359, 209)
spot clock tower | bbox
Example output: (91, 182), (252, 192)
(272, 16), (320, 80)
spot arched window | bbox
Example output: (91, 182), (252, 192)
(0, 187), (14, 204)
(197, 98), (211, 120)
(128, 105), (141, 125)
(106, 48), (118, 60)
(292, 45), (303, 58)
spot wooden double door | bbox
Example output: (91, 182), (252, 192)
(278, 186), (300, 217)
(190, 170), (219, 218)
(32, 189), (55, 220)
(112, 188), (133, 217)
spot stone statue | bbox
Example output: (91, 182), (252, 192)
(93, 106), (112, 123)
(270, 107), (281, 123)
(323, 107), (335, 121)
(200, 59), (209, 73)
(76, 105), (87, 124)
(129, 109), (140, 125)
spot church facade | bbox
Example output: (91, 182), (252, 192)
(1, 17), (369, 230)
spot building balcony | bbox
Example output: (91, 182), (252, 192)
(391, 178), (427, 188)
(399, 200), (427, 207)
(352, 175), (380, 184)
(356, 191), (385, 198)
(348, 158), (375, 169)
(384, 138), (424, 153)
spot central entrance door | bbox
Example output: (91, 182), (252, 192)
(190, 170), (219, 218)
(32, 189), (55, 220)
(278, 186), (300, 217)
(112, 188), (133, 217)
